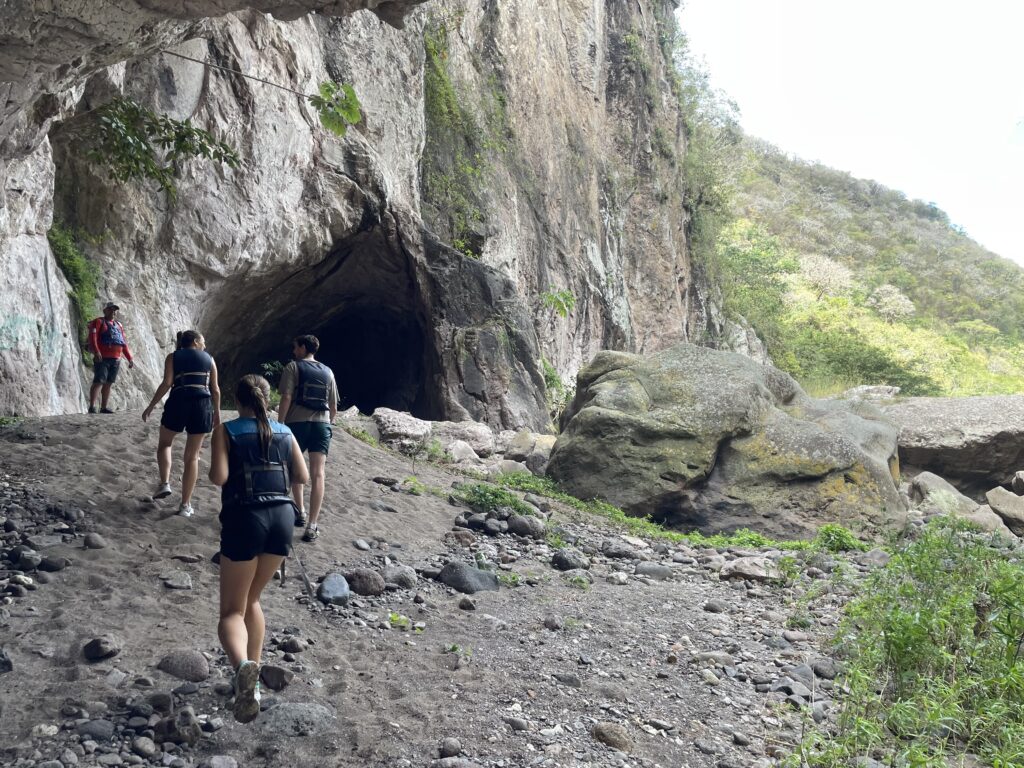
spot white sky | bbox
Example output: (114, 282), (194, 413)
(677, 0), (1024, 265)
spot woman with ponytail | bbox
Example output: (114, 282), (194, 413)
(142, 330), (220, 516)
(208, 374), (308, 723)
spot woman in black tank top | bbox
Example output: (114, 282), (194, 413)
(142, 330), (221, 517)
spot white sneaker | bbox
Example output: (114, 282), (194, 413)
(177, 502), (194, 518)
(154, 482), (172, 500)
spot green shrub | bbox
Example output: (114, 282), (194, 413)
(814, 524), (867, 553)
(47, 223), (99, 351)
(791, 518), (1024, 766)
(452, 482), (535, 517)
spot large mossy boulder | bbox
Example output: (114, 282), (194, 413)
(546, 344), (906, 539)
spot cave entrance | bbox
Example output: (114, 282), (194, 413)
(202, 226), (443, 420)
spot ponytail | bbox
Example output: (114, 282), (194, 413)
(236, 374), (273, 459)
(176, 329), (202, 350)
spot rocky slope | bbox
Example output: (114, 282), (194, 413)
(1, 0), (717, 425)
(0, 410), (892, 768)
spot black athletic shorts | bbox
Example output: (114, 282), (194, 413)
(219, 502), (295, 562)
(161, 395), (213, 435)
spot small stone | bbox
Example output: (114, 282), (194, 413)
(77, 719), (115, 741)
(0, 647), (11, 674)
(161, 571), (192, 590)
(503, 716), (529, 732)
(507, 515), (545, 539)
(132, 737), (158, 758)
(382, 564), (418, 589)
(260, 664), (294, 691)
(279, 636), (306, 653)
(353, 539), (371, 551)
(703, 599), (728, 613)
(458, 596), (476, 611)
(439, 737), (462, 758)
(551, 549), (589, 571)
(157, 650), (210, 682)
(84, 533), (108, 549)
(812, 658), (839, 680)
(634, 562), (673, 580)
(38, 555), (69, 572)
(317, 573), (350, 606)
(83, 634), (122, 661)
(606, 572), (628, 585)
(542, 615), (563, 631)
(438, 561), (499, 594)
(345, 568), (386, 596)
(199, 758), (238, 768)
(553, 672), (582, 688)
(592, 721), (633, 752)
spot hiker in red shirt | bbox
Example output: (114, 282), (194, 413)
(87, 301), (134, 414)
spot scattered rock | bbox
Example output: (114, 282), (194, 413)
(157, 650), (210, 682)
(438, 561), (499, 594)
(317, 573), (350, 606)
(0, 647), (11, 674)
(161, 570), (193, 590)
(986, 486), (1024, 536)
(345, 568), (386, 597)
(84, 532), (108, 549)
(439, 737), (462, 758)
(551, 549), (590, 571)
(83, 635), (122, 661)
(131, 737), (158, 758)
(260, 664), (294, 691)
(382, 564), (418, 589)
(634, 562), (673, 580)
(77, 719), (115, 741)
(154, 708), (202, 745)
(720, 556), (780, 582)
(507, 514), (545, 539)
(458, 596), (476, 611)
(592, 721), (633, 752)
(703, 599), (727, 613)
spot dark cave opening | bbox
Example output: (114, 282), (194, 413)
(202, 227), (443, 420)
(308, 305), (427, 415)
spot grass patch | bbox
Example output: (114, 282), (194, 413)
(789, 518), (1024, 767)
(494, 472), (833, 551)
(452, 482), (536, 518)
(342, 425), (379, 448)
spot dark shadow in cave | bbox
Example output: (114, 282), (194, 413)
(202, 226), (443, 420)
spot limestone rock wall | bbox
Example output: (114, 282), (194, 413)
(0, 0), (717, 428)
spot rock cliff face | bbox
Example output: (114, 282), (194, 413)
(1, 0), (715, 427)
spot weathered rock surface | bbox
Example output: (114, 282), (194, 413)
(985, 487), (1024, 536)
(547, 343), (906, 538)
(883, 396), (1024, 493)
(1, 0), (716, 425)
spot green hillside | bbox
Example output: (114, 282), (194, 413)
(709, 139), (1024, 396)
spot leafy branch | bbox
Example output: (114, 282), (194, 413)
(88, 97), (240, 199)
(87, 48), (364, 197)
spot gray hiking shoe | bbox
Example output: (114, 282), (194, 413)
(232, 660), (261, 724)
(177, 502), (194, 518)
(153, 482), (171, 500)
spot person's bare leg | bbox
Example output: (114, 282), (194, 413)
(89, 382), (101, 409)
(307, 452), (327, 528)
(218, 555), (258, 668)
(291, 480), (305, 519)
(243, 554), (285, 663)
(157, 427), (176, 485)
(181, 433), (206, 505)
(100, 382), (113, 409)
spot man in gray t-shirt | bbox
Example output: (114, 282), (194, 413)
(277, 334), (338, 542)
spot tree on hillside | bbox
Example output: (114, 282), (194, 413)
(799, 254), (853, 300)
(868, 284), (916, 323)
